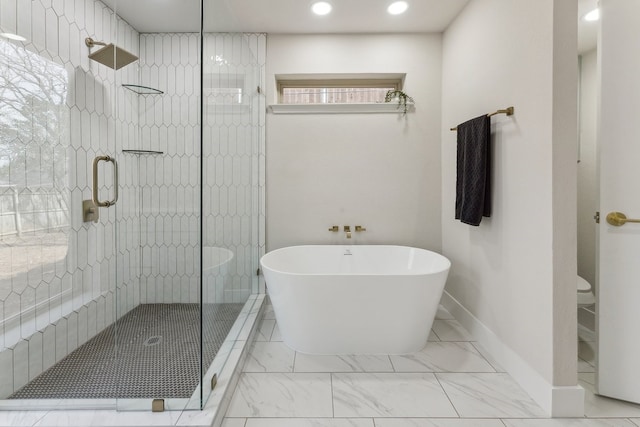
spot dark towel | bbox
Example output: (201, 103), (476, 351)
(455, 114), (491, 226)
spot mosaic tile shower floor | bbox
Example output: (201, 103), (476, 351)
(9, 303), (243, 399)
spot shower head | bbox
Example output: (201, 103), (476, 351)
(85, 37), (138, 70)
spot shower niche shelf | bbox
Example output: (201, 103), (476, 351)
(122, 149), (164, 155)
(122, 84), (164, 95)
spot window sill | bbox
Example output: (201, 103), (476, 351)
(269, 103), (415, 114)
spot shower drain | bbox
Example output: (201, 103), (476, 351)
(143, 335), (163, 347)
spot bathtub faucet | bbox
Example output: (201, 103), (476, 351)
(344, 225), (351, 239)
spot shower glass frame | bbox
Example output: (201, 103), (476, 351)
(0, 0), (262, 413)
(198, 2), (265, 410)
(111, 0), (264, 412)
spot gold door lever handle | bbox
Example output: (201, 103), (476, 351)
(606, 211), (640, 226)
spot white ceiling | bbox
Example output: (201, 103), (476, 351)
(100, 0), (200, 33)
(102, 0), (598, 53)
(101, 0), (470, 34)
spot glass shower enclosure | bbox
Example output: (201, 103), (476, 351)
(0, 0), (264, 412)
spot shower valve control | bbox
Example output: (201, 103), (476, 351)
(82, 199), (99, 223)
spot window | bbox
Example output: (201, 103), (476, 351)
(271, 74), (410, 114)
(0, 39), (70, 343)
(277, 77), (402, 104)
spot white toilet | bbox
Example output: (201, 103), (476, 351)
(577, 275), (595, 307)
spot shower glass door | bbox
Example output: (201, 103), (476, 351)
(110, 0), (202, 412)
(199, 0), (266, 406)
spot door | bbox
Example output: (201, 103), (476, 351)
(597, 0), (640, 404)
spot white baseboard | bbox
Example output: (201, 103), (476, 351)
(440, 291), (584, 417)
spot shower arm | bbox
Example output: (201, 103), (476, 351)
(85, 37), (107, 48)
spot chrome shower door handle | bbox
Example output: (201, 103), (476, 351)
(92, 155), (118, 207)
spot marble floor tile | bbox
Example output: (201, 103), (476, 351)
(630, 420), (640, 426)
(580, 372), (596, 386)
(294, 353), (394, 373)
(0, 411), (48, 427)
(222, 419), (247, 427)
(254, 319), (276, 342)
(436, 305), (455, 320)
(502, 419), (637, 426)
(374, 419), (505, 427)
(578, 325), (596, 343)
(578, 340), (596, 364)
(428, 330), (440, 342)
(270, 324), (283, 342)
(332, 372), (458, 418)
(437, 372), (546, 418)
(470, 342), (506, 372)
(580, 374), (640, 418)
(245, 418), (374, 427)
(262, 305), (276, 320)
(226, 373), (333, 418)
(579, 357), (596, 373)
(243, 341), (295, 373)
(431, 320), (473, 342)
(390, 342), (495, 373)
(32, 410), (181, 426)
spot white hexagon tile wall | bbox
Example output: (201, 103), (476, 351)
(0, 0), (140, 398)
(136, 32), (265, 305)
(0, 0), (266, 399)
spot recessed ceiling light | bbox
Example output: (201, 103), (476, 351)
(0, 33), (27, 42)
(311, 1), (332, 16)
(583, 8), (600, 22)
(387, 1), (408, 15)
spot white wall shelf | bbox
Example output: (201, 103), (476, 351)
(122, 149), (164, 155)
(122, 84), (164, 95)
(269, 103), (415, 114)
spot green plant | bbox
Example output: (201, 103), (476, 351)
(384, 89), (414, 114)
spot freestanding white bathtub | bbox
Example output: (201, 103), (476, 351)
(260, 245), (451, 355)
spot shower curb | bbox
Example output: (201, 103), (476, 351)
(183, 294), (266, 427)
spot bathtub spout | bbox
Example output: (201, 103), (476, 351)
(344, 225), (351, 239)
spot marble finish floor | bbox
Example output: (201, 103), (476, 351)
(222, 303), (640, 427)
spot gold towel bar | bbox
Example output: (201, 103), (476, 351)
(450, 106), (514, 131)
